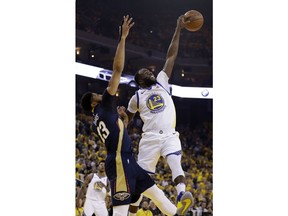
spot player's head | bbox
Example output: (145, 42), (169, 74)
(80, 92), (102, 115)
(134, 68), (156, 88)
(98, 160), (105, 172)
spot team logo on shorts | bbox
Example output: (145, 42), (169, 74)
(113, 191), (131, 201)
(146, 94), (166, 113)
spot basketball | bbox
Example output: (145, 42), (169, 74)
(184, 10), (204, 32)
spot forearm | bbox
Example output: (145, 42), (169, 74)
(166, 25), (181, 60)
(76, 186), (86, 200)
(105, 185), (111, 193)
(122, 115), (129, 128)
(163, 25), (182, 77)
(117, 106), (129, 128)
(77, 176), (90, 200)
(108, 37), (126, 95)
(107, 15), (134, 95)
(119, 112), (129, 128)
(113, 37), (126, 74)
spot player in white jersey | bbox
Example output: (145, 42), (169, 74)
(76, 160), (110, 216)
(126, 14), (191, 215)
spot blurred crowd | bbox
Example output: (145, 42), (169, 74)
(76, 0), (212, 61)
(76, 2), (213, 214)
(75, 111), (213, 215)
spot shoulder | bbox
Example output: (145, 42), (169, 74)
(87, 173), (94, 180)
(129, 91), (141, 102)
(83, 173), (93, 184)
(156, 70), (169, 80)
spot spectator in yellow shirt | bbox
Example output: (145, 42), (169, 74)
(136, 200), (153, 216)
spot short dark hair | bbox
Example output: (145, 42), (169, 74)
(98, 160), (106, 166)
(80, 92), (92, 112)
(134, 68), (151, 86)
(134, 70), (141, 85)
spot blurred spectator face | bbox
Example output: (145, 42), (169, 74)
(141, 201), (149, 210)
(149, 200), (156, 209)
(91, 166), (97, 173)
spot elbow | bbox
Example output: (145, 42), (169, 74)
(166, 50), (177, 60)
(167, 55), (176, 61)
(113, 65), (123, 74)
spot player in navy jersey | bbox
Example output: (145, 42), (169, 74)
(80, 15), (193, 216)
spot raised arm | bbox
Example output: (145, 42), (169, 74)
(162, 15), (188, 78)
(76, 173), (93, 208)
(107, 15), (134, 95)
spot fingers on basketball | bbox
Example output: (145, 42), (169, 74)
(183, 10), (204, 32)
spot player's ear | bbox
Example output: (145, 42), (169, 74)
(138, 79), (145, 87)
(96, 94), (103, 103)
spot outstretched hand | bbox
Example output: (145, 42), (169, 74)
(119, 15), (135, 39)
(177, 14), (190, 29)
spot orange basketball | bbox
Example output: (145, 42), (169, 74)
(184, 10), (204, 32)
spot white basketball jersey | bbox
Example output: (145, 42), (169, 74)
(85, 173), (108, 201)
(127, 71), (176, 132)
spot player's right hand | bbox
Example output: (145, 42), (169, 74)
(177, 14), (190, 29)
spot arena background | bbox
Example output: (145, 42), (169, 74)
(75, 0), (213, 215)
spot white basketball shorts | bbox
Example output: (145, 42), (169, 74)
(137, 129), (182, 174)
(83, 198), (108, 216)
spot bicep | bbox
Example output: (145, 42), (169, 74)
(84, 174), (92, 186)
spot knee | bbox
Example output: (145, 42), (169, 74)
(174, 175), (186, 185)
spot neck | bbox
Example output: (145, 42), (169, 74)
(97, 171), (105, 177)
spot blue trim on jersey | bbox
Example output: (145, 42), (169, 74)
(165, 150), (182, 158)
(136, 92), (139, 109)
(156, 82), (171, 95)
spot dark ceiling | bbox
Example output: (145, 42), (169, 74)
(76, 0), (213, 87)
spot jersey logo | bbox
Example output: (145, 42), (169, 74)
(94, 181), (104, 191)
(146, 94), (166, 113)
(113, 191), (131, 201)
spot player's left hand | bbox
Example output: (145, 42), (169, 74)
(120, 15), (135, 39)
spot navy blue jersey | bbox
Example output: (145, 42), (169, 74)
(91, 90), (132, 153)
(91, 89), (154, 206)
